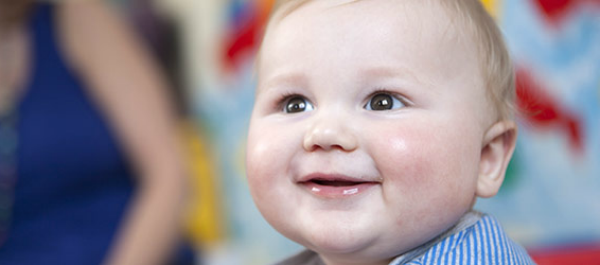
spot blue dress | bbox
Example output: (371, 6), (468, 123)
(0, 3), (193, 264)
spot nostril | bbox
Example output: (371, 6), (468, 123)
(330, 143), (348, 151)
(308, 142), (341, 151)
(303, 126), (358, 152)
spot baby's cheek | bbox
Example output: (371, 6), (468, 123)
(373, 129), (446, 190)
(247, 130), (281, 188)
(247, 121), (302, 196)
(374, 126), (476, 214)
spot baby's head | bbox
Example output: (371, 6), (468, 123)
(246, 0), (517, 264)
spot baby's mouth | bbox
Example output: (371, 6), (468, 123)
(309, 179), (367, 187)
(298, 174), (379, 198)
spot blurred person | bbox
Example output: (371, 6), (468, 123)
(0, 0), (194, 264)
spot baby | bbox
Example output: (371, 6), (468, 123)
(246, 0), (535, 264)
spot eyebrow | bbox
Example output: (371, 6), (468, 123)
(258, 72), (308, 93)
(375, 66), (442, 92)
(360, 66), (426, 86)
(258, 65), (434, 94)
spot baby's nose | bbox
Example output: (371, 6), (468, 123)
(302, 114), (358, 152)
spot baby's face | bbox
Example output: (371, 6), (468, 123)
(247, 0), (493, 264)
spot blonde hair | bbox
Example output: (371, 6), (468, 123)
(261, 0), (515, 121)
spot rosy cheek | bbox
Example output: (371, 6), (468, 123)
(246, 122), (299, 190)
(247, 129), (278, 186)
(374, 130), (436, 184)
(370, 122), (471, 206)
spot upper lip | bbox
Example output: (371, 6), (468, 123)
(297, 173), (381, 184)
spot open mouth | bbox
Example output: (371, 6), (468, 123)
(309, 179), (368, 187)
(299, 174), (379, 198)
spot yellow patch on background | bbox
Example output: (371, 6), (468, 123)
(481, 0), (500, 19)
(182, 121), (226, 245)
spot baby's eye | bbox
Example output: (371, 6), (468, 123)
(284, 96), (314, 113)
(365, 92), (405, 111)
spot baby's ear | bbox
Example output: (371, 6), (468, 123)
(476, 120), (518, 198)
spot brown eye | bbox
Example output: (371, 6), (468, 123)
(370, 94), (392, 110)
(284, 97), (314, 113)
(365, 93), (405, 111)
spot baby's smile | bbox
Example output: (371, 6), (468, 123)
(297, 172), (380, 198)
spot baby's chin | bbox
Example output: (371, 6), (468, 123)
(279, 215), (439, 264)
(269, 207), (407, 260)
(305, 230), (371, 253)
(289, 223), (398, 261)
(303, 232), (402, 265)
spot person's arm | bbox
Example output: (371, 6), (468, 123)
(58, 1), (189, 264)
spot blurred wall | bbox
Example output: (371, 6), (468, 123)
(476, 0), (600, 263)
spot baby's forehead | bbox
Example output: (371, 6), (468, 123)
(269, 0), (465, 30)
(259, 0), (479, 83)
(263, 0), (475, 60)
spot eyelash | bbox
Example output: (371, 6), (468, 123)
(275, 92), (304, 111)
(273, 89), (410, 112)
(365, 88), (410, 106)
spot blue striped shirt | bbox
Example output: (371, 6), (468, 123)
(391, 212), (535, 265)
(277, 212), (535, 265)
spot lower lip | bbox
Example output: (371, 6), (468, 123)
(300, 182), (378, 198)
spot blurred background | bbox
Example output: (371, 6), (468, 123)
(1, 0), (599, 264)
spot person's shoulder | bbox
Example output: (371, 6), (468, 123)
(56, 0), (123, 31)
(56, 0), (147, 72)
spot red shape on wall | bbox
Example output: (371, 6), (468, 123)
(222, 12), (260, 71)
(529, 243), (600, 265)
(515, 68), (584, 153)
(222, 1), (274, 72)
(532, 0), (600, 24)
